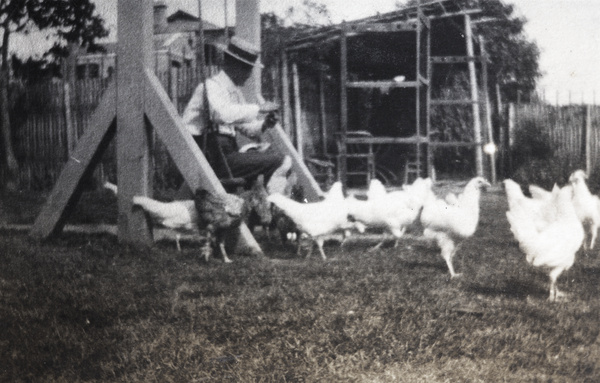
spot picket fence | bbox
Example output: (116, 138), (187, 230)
(508, 102), (600, 177)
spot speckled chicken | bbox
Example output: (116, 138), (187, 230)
(194, 189), (247, 263)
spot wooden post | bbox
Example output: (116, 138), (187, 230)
(116, 0), (153, 244)
(319, 70), (328, 155)
(480, 35), (496, 184)
(236, 0), (261, 101)
(63, 46), (76, 155)
(281, 51), (292, 136)
(496, 83), (504, 178)
(292, 62), (303, 159)
(508, 102), (515, 174)
(465, 14), (483, 177)
(196, 0), (205, 82)
(585, 104), (592, 175)
(339, 22), (349, 190)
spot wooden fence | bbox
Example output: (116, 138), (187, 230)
(11, 66), (199, 191)
(508, 102), (600, 177)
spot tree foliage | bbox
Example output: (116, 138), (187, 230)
(261, 0), (333, 69)
(406, 0), (540, 100)
(475, 0), (540, 100)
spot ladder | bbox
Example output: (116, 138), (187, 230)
(427, 13), (489, 179)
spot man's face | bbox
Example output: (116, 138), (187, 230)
(224, 55), (255, 86)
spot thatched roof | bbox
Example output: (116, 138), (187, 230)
(285, 0), (485, 51)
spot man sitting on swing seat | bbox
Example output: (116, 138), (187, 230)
(182, 36), (290, 189)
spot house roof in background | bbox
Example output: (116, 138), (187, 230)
(166, 10), (221, 31)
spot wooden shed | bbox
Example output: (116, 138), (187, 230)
(280, 0), (496, 188)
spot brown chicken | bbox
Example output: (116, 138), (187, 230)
(194, 189), (247, 263)
(238, 175), (272, 236)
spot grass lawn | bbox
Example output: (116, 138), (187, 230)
(0, 186), (599, 382)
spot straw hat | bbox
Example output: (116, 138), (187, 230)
(214, 36), (263, 68)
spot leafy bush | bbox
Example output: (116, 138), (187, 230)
(511, 157), (573, 191)
(509, 116), (570, 189)
(510, 118), (554, 166)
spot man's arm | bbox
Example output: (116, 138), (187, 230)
(181, 83), (208, 135)
(206, 79), (261, 125)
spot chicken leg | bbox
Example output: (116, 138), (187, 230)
(175, 234), (182, 252)
(218, 242), (233, 264)
(368, 228), (406, 252)
(548, 266), (567, 302)
(589, 223), (598, 250)
(425, 229), (461, 278)
(316, 238), (327, 260)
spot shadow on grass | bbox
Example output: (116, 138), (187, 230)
(465, 277), (546, 300)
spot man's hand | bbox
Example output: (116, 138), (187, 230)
(259, 101), (280, 114)
(261, 111), (279, 131)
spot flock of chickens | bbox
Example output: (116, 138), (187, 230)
(107, 167), (600, 302)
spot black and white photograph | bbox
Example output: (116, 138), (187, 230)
(1, 0), (599, 381)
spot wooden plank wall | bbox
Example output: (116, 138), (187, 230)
(11, 64), (198, 191)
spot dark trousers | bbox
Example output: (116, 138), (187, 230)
(195, 135), (284, 183)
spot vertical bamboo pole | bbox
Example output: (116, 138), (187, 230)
(496, 83), (505, 178)
(465, 14), (483, 177)
(339, 22), (348, 189)
(281, 50), (292, 136)
(508, 103), (515, 173)
(319, 70), (328, 155)
(292, 62), (303, 159)
(480, 35), (496, 184)
(63, 53), (75, 156)
(586, 104), (592, 174)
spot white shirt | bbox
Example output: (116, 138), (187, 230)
(182, 70), (264, 138)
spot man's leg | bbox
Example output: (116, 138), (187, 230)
(225, 147), (284, 182)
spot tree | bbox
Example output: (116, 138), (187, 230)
(261, 1), (333, 99)
(0, 0), (108, 191)
(404, 0), (541, 100)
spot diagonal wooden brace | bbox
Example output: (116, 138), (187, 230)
(144, 69), (262, 255)
(30, 81), (117, 239)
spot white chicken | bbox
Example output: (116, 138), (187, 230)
(528, 184), (553, 201)
(568, 169), (600, 250)
(267, 182), (358, 260)
(103, 181), (198, 253)
(420, 177), (490, 278)
(132, 196), (198, 252)
(506, 184), (584, 301)
(347, 177), (432, 250)
(504, 179), (559, 232)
